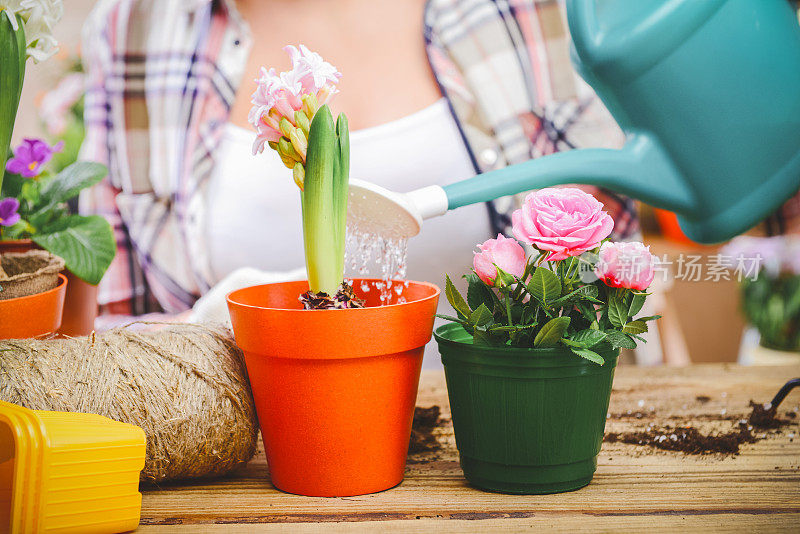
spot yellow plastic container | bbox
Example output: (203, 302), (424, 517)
(0, 400), (146, 534)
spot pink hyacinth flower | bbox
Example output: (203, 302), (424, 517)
(249, 45), (341, 156)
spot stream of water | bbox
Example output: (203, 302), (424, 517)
(345, 225), (410, 304)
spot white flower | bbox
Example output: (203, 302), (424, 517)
(0, 0), (63, 62)
(283, 44), (341, 93)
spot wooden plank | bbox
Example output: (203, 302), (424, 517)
(138, 365), (800, 532)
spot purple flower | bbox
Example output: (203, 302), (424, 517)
(5, 138), (64, 178)
(0, 198), (21, 227)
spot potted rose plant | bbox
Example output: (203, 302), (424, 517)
(226, 45), (439, 497)
(435, 187), (659, 494)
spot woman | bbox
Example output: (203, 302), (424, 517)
(80, 0), (639, 360)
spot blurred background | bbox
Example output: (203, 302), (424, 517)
(10, 0), (799, 367)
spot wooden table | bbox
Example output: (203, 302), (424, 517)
(138, 364), (800, 532)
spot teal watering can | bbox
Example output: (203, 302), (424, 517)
(348, 0), (800, 243)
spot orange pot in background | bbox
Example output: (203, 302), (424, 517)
(58, 271), (99, 337)
(0, 240), (99, 336)
(227, 279), (440, 497)
(654, 209), (697, 246)
(0, 273), (67, 339)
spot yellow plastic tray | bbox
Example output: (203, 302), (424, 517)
(0, 400), (146, 534)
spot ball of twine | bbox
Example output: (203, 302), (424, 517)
(0, 323), (258, 484)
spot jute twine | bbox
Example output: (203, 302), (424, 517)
(0, 323), (258, 483)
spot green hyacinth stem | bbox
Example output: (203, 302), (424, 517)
(0, 12), (26, 193)
(303, 104), (349, 295)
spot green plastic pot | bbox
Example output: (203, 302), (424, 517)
(434, 323), (619, 494)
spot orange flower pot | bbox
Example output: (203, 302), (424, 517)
(227, 278), (439, 497)
(0, 273), (67, 339)
(0, 240), (99, 336)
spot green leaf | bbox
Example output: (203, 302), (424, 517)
(605, 330), (637, 350)
(622, 320), (648, 335)
(533, 316), (570, 347)
(629, 293), (647, 318)
(445, 274), (471, 319)
(469, 303), (493, 327)
(0, 12), (25, 193)
(435, 314), (471, 327)
(570, 329), (608, 348)
(527, 267), (561, 305)
(466, 273), (495, 311)
(33, 214), (116, 285)
(37, 161), (107, 210)
(472, 329), (496, 346)
(304, 105), (340, 295)
(488, 323), (538, 334)
(608, 295), (628, 328)
(553, 284), (601, 305)
(636, 315), (662, 322)
(569, 347), (605, 365)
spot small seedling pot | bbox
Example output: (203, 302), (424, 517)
(227, 278), (439, 497)
(435, 323), (619, 494)
(0, 273), (67, 340)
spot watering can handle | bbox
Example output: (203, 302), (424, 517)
(566, 0), (727, 78)
(444, 133), (696, 214)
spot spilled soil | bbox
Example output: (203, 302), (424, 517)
(603, 399), (797, 456)
(409, 406), (445, 454)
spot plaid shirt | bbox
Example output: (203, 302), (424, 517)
(81, 0), (641, 315)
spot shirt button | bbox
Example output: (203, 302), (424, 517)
(479, 148), (498, 167)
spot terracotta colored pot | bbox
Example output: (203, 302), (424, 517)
(57, 271), (99, 337)
(0, 240), (98, 336)
(227, 278), (439, 497)
(0, 273), (67, 339)
(654, 209), (696, 245)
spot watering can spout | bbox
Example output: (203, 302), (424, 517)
(445, 133), (695, 215)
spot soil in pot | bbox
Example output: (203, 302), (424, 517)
(0, 250), (65, 300)
(227, 278), (439, 497)
(435, 322), (619, 495)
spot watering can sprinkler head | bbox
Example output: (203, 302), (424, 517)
(348, 179), (445, 239)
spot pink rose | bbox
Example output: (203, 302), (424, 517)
(594, 241), (655, 291)
(473, 234), (526, 286)
(511, 188), (614, 261)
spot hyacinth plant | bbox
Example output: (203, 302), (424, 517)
(1, 0), (63, 194)
(440, 187), (660, 365)
(250, 45), (361, 309)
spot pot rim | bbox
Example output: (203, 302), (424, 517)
(227, 278), (441, 359)
(0, 273), (67, 304)
(227, 278), (440, 312)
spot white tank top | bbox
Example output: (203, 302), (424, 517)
(206, 99), (491, 364)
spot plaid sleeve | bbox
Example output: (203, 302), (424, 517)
(78, 0), (153, 314)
